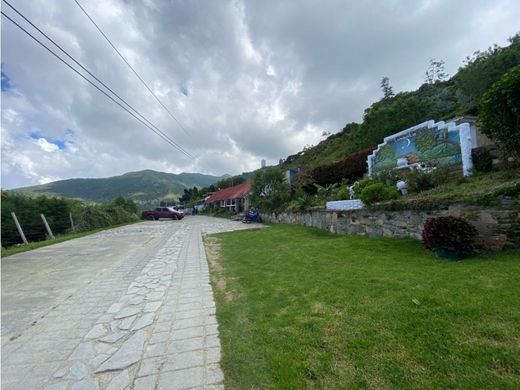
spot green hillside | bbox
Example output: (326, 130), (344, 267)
(282, 35), (520, 169)
(13, 169), (227, 206)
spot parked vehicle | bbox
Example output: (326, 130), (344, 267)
(242, 208), (261, 223)
(141, 207), (184, 220)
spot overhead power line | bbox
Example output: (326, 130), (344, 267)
(73, 0), (191, 137)
(2, 0), (193, 159)
(1, 9), (193, 159)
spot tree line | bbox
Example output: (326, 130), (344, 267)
(1, 192), (139, 247)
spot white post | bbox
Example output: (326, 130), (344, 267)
(11, 212), (28, 245)
(459, 123), (474, 176)
(69, 212), (76, 232)
(40, 214), (55, 239)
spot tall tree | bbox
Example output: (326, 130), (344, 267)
(380, 76), (394, 99)
(425, 59), (448, 84)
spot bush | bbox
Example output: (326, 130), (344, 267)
(353, 179), (379, 199)
(287, 195), (315, 211)
(359, 183), (399, 205)
(250, 166), (290, 212)
(310, 147), (374, 187)
(479, 65), (520, 160)
(406, 169), (448, 193)
(471, 147), (493, 172)
(422, 216), (478, 258)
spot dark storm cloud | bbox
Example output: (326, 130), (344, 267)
(1, 0), (519, 188)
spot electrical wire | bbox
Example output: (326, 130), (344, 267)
(2, 0), (193, 159)
(73, 0), (192, 137)
(1, 10), (194, 158)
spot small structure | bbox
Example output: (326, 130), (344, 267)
(367, 119), (477, 177)
(205, 180), (252, 212)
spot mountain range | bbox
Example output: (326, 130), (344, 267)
(12, 170), (228, 206)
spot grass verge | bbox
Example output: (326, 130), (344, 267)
(376, 169), (520, 210)
(1, 221), (141, 258)
(207, 225), (520, 389)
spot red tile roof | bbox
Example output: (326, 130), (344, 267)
(206, 180), (252, 203)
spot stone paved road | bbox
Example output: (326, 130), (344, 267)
(1, 216), (265, 390)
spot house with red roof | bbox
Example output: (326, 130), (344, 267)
(205, 180), (252, 212)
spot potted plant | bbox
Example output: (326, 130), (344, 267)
(422, 216), (478, 260)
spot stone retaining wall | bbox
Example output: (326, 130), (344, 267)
(261, 204), (519, 249)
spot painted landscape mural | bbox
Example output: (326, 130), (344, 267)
(371, 124), (462, 173)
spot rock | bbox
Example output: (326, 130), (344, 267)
(131, 313), (155, 331)
(106, 370), (130, 390)
(65, 361), (89, 380)
(107, 302), (125, 314)
(99, 332), (126, 344)
(114, 307), (140, 320)
(95, 330), (147, 373)
(71, 378), (99, 390)
(85, 324), (107, 339)
(69, 342), (95, 360)
(143, 301), (162, 313)
(119, 315), (137, 330)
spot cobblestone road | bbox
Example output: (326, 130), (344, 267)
(1, 216), (264, 390)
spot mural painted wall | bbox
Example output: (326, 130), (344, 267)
(368, 120), (474, 176)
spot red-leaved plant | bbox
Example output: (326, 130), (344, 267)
(422, 216), (478, 259)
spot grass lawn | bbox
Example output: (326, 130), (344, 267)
(206, 225), (520, 389)
(384, 168), (520, 208)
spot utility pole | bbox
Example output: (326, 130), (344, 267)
(69, 212), (76, 232)
(11, 212), (28, 245)
(40, 214), (55, 239)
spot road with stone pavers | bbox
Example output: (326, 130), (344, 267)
(1, 216), (265, 390)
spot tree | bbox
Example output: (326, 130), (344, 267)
(425, 59), (448, 84)
(479, 65), (520, 160)
(250, 167), (289, 211)
(380, 76), (394, 99)
(454, 34), (520, 114)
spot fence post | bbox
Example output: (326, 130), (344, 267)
(69, 212), (76, 232)
(11, 212), (28, 245)
(40, 214), (55, 239)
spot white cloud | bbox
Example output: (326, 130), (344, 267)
(36, 138), (59, 153)
(1, 0), (519, 189)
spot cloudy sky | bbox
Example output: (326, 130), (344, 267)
(1, 0), (519, 188)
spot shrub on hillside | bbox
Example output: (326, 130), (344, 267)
(250, 166), (290, 212)
(406, 168), (448, 193)
(310, 147), (374, 187)
(422, 216), (478, 259)
(353, 179), (379, 199)
(358, 182), (399, 205)
(471, 147), (493, 172)
(479, 65), (520, 160)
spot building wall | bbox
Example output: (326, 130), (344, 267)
(261, 203), (519, 250)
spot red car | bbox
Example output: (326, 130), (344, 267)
(141, 207), (184, 220)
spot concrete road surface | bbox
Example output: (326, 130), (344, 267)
(1, 216), (264, 390)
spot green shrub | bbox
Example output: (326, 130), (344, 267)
(250, 167), (290, 212)
(471, 147), (493, 172)
(406, 168), (449, 193)
(422, 216), (478, 258)
(359, 183), (399, 205)
(353, 179), (379, 199)
(373, 169), (400, 186)
(287, 195), (315, 211)
(479, 64), (520, 160)
(336, 186), (349, 200)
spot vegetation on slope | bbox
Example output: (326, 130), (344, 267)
(12, 170), (227, 206)
(282, 35), (520, 169)
(1, 192), (139, 248)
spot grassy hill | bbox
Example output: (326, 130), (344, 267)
(282, 35), (520, 170)
(13, 169), (227, 206)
